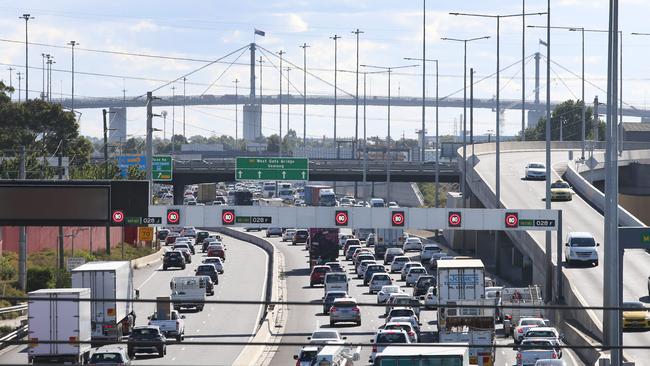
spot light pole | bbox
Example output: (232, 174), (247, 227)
(68, 41), (78, 113)
(161, 110), (167, 141)
(330, 35), (341, 158)
(440, 35), (490, 206)
(361, 64), (419, 203)
(182, 77), (186, 140)
(46, 55), (55, 102)
(352, 29), (364, 158)
(41, 53), (46, 99)
(529, 25), (586, 158)
(233, 78), (239, 143)
(16, 72), (22, 102)
(171, 85), (176, 155)
(19, 14), (33, 100)
(286, 67), (291, 133)
(299, 43), (309, 148)
(278, 50), (285, 157)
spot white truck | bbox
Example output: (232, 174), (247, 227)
(148, 297), (185, 342)
(437, 299), (496, 366)
(170, 276), (206, 311)
(501, 286), (544, 336)
(437, 259), (486, 302)
(71, 261), (137, 343)
(374, 228), (405, 258)
(28, 288), (92, 364)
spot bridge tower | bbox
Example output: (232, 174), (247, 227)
(243, 43), (262, 141)
(526, 52), (543, 129)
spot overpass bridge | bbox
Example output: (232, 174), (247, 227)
(171, 159), (459, 204)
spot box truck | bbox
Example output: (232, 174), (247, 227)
(71, 261), (137, 343)
(196, 183), (217, 203)
(303, 185), (332, 206)
(437, 259), (486, 302)
(308, 228), (340, 267)
(28, 288), (92, 364)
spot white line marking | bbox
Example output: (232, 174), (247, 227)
(136, 264), (162, 290)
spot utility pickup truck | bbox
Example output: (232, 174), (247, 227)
(170, 277), (206, 311)
(148, 310), (185, 342)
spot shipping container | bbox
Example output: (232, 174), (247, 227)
(28, 288), (92, 364)
(303, 185), (331, 207)
(71, 261), (136, 342)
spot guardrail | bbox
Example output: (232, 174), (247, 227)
(0, 324), (28, 350)
(0, 304), (27, 316)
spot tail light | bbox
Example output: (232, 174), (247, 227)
(352, 307), (360, 312)
(516, 353), (522, 360)
(176, 321), (180, 331)
(517, 328), (523, 333)
(408, 331), (415, 337)
(552, 352), (558, 359)
(505, 315), (512, 320)
(330, 307), (337, 313)
(372, 345), (377, 353)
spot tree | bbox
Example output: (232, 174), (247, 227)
(524, 99), (604, 141)
(266, 134), (281, 152)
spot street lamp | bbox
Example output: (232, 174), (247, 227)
(161, 110), (168, 141)
(403, 57), (440, 207)
(19, 13), (34, 100)
(352, 29), (364, 159)
(233, 78), (239, 143)
(440, 35), (490, 206)
(277, 50), (285, 157)
(529, 25), (586, 158)
(360, 63), (419, 203)
(67, 41), (78, 114)
(299, 43), (310, 147)
(330, 34), (341, 158)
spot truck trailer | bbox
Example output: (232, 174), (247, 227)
(71, 261), (137, 343)
(308, 228), (340, 267)
(28, 288), (92, 364)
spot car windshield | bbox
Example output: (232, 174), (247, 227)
(522, 340), (553, 347)
(376, 333), (407, 343)
(326, 274), (346, 282)
(373, 275), (390, 281)
(623, 302), (645, 309)
(570, 237), (596, 247)
(132, 328), (159, 337)
(529, 163), (545, 169)
(521, 319), (545, 326)
(312, 331), (338, 339)
(551, 181), (570, 189)
(197, 265), (214, 272)
(299, 350), (318, 361)
(334, 301), (356, 307)
(526, 330), (557, 338)
(385, 324), (411, 332)
(89, 353), (124, 363)
(391, 309), (414, 317)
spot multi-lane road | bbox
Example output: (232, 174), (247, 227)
(0, 233), (267, 366)
(241, 229), (580, 366)
(475, 150), (650, 363)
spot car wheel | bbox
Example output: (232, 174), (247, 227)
(158, 346), (164, 357)
(594, 260), (599, 266)
(163, 266), (167, 270)
(182, 265), (186, 270)
(309, 283), (314, 288)
(177, 335), (182, 342)
(128, 350), (135, 359)
(329, 321), (335, 326)
(356, 321), (361, 326)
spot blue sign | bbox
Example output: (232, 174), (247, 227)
(117, 155), (145, 177)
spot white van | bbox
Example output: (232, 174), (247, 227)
(312, 345), (360, 366)
(370, 198), (386, 207)
(564, 232), (599, 266)
(324, 273), (349, 293)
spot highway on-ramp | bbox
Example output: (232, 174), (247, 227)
(0, 233), (267, 366)
(474, 150), (650, 363)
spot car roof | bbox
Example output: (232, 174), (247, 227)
(567, 231), (594, 238)
(332, 297), (357, 304)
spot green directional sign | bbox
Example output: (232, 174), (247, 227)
(619, 227), (650, 249)
(152, 155), (172, 181)
(235, 157), (309, 181)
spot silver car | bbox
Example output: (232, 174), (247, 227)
(369, 273), (393, 294)
(329, 298), (361, 326)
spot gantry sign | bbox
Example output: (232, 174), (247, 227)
(147, 206), (560, 231)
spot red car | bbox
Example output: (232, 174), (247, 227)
(165, 232), (179, 245)
(207, 245), (226, 261)
(309, 265), (332, 287)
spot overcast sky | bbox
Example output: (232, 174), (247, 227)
(2, 0), (648, 141)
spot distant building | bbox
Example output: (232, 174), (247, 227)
(622, 122), (650, 143)
(181, 143), (224, 152)
(108, 107), (126, 151)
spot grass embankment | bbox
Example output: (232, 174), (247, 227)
(0, 244), (156, 310)
(417, 182), (459, 207)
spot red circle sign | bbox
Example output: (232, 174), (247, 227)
(167, 211), (179, 224)
(505, 213), (519, 228)
(391, 212), (405, 226)
(112, 210), (124, 223)
(222, 211), (235, 224)
(448, 212), (461, 227)
(335, 211), (348, 225)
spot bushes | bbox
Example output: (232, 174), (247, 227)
(26, 267), (54, 292)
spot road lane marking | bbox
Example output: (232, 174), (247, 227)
(136, 264), (162, 290)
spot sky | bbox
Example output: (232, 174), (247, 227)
(1, 0), (649, 142)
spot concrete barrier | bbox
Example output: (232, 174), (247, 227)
(130, 247), (166, 269)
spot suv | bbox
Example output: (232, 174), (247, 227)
(420, 244), (442, 262)
(127, 326), (166, 358)
(196, 231), (210, 245)
(370, 329), (410, 362)
(173, 242), (195, 255)
(195, 264), (219, 284)
(293, 230), (309, 245)
(266, 227), (283, 237)
(413, 275), (435, 297)
(89, 346), (131, 365)
(329, 297), (361, 326)
(564, 232), (599, 266)
(163, 251), (186, 270)
(384, 248), (404, 265)
(322, 291), (348, 314)
(309, 265), (332, 287)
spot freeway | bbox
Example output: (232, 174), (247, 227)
(474, 150), (650, 363)
(241, 229), (580, 366)
(0, 233), (267, 366)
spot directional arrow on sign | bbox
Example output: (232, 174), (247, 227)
(301, 171), (306, 179)
(258, 171), (262, 178)
(238, 170), (243, 178)
(282, 171), (286, 179)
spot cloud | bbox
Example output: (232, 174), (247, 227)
(287, 13), (309, 32)
(129, 20), (160, 33)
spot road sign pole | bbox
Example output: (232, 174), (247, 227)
(555, 209), (563, 303)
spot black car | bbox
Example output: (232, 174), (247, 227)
(413, 275), (435, 297)
(195, 264), (219, 284)
(322, 291), (348, 314)
(363, 264), (387, 285)
(173, 242), (195, 255)
(196, 231), (210, 245)
(157, 229), (170, 241)
(127, 326), (166, 358)
(292, 230), (309, 245)
(162, 251), (186, 270)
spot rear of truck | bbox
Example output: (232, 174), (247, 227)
(308, 228), (340, 267)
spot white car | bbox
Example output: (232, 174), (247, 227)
(423, 286), (437, 308)
(400, 262), (424, 281)
(390, 256), (411, 273)
(377, 285), (404, 304)
(357, 260), (377, 279)
(564, 232), (599, 266)
(307, 329), (346, 346)
(370, 329), (410, 362)
(387, 201), (399, 208)
(202, 257), (224, 274)
(282, 229), (297, 242)
(525, 162), (546, 180)
(384, 321), (418, 343)
(402, 237), (423, 252)
(405, 267), (428, 287)
(516, 338), (559, 366)
(420, 244), (442, 262)
(514, 318), (548, 344)
(369, 273), (393, 294)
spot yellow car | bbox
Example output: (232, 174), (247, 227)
(550, 180), (573, 201)
(622, 301), (650, 330)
